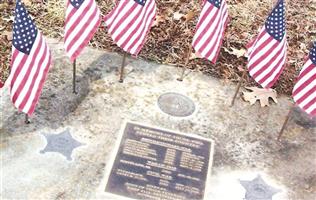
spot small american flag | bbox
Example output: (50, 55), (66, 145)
(247, 0), (287, 88)
(292, 42), (316, 117)
(192, 0), (229, 64)
(8, 0), (52, 116)
(64, 0), (101, 62)
(104, 0), (157, 55)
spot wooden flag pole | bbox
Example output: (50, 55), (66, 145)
(25, 114), (30, 124)
(177, 46), (192, 82)
(277, 105), (295, 141)
(73, 59), (77, 94)
(119, 52), (127, 83)
(230, 69), (247, 106)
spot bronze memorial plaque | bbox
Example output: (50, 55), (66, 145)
(103, 122), (215, 200)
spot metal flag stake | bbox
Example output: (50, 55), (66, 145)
(230, 0), (287, 107)
(230, 69), (247, 106)
(277, 105), (294, 141)
(25, 114), (30, 124)
(119, 52), (127, 83)
(177, 45), (192, 82)
(73, 59), (77, 94)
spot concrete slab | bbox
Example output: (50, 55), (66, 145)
(0, 39), (315, 200)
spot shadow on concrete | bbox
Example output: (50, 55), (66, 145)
(292, 106), (316, 129)
(1, 52), (151, 136)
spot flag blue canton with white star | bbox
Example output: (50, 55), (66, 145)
(207, 0), (221, 8)
(265, 0), (285, 41)
(310, 42), (316, 65)
(13, 0), (38, 55)
(70, 0), (85, 8)
(134, 0), (146, 6)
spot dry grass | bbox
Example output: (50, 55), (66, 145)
(1, 0), (316, 95)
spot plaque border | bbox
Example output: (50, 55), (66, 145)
(102, 120), (215, 200)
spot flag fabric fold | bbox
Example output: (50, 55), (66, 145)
(292, 42), (316, 117)
(8, 0), (52, 116)
(246, 0), (287, 89)
(64, 0), (101, 62)
(192, 0), (229, 64)
(104, 0), (157, 56)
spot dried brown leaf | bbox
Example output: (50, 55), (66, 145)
(242, 87), (278, 107)
(185, 11), (195, 22)
(152, 15), (165, 27)
(189, 51), (202, 60)
(2, 31), (12, 41)
(224, 47), (246, 58)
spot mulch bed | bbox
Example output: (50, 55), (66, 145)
(1, 0), (315, 95)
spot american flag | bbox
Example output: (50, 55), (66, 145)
(64, 0), (101, 62)
(192, 0), (229, 64)
(247, 0), (287, 88)
(292, 42), (316, 117)
(104, 0), (157, 55)
(8, 0), (52, 116)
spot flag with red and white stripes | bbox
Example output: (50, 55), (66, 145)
(292, 42), (316, 117)
(64, 0), (101, 62)
(8, 0), (52, 115)
(247, 0), (287, 88)
(192, 0), (229, 64)
(104, 0), (157, 56)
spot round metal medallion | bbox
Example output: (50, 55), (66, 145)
(158, 92), (195, 117)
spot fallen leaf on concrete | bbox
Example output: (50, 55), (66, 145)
(242, 87), (278, 107)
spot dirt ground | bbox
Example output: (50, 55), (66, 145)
(0, 40), (315, 199)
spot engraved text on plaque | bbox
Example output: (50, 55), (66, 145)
(104, 122), (214, 200)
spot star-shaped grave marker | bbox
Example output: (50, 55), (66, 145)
(240, 175), (281, 200)
(40, 129), (83, 161)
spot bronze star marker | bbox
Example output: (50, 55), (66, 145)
(40, 129), (83, 161)
(240, 175), (280, 200)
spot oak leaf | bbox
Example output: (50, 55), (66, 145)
(242, 87), (278, 107)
